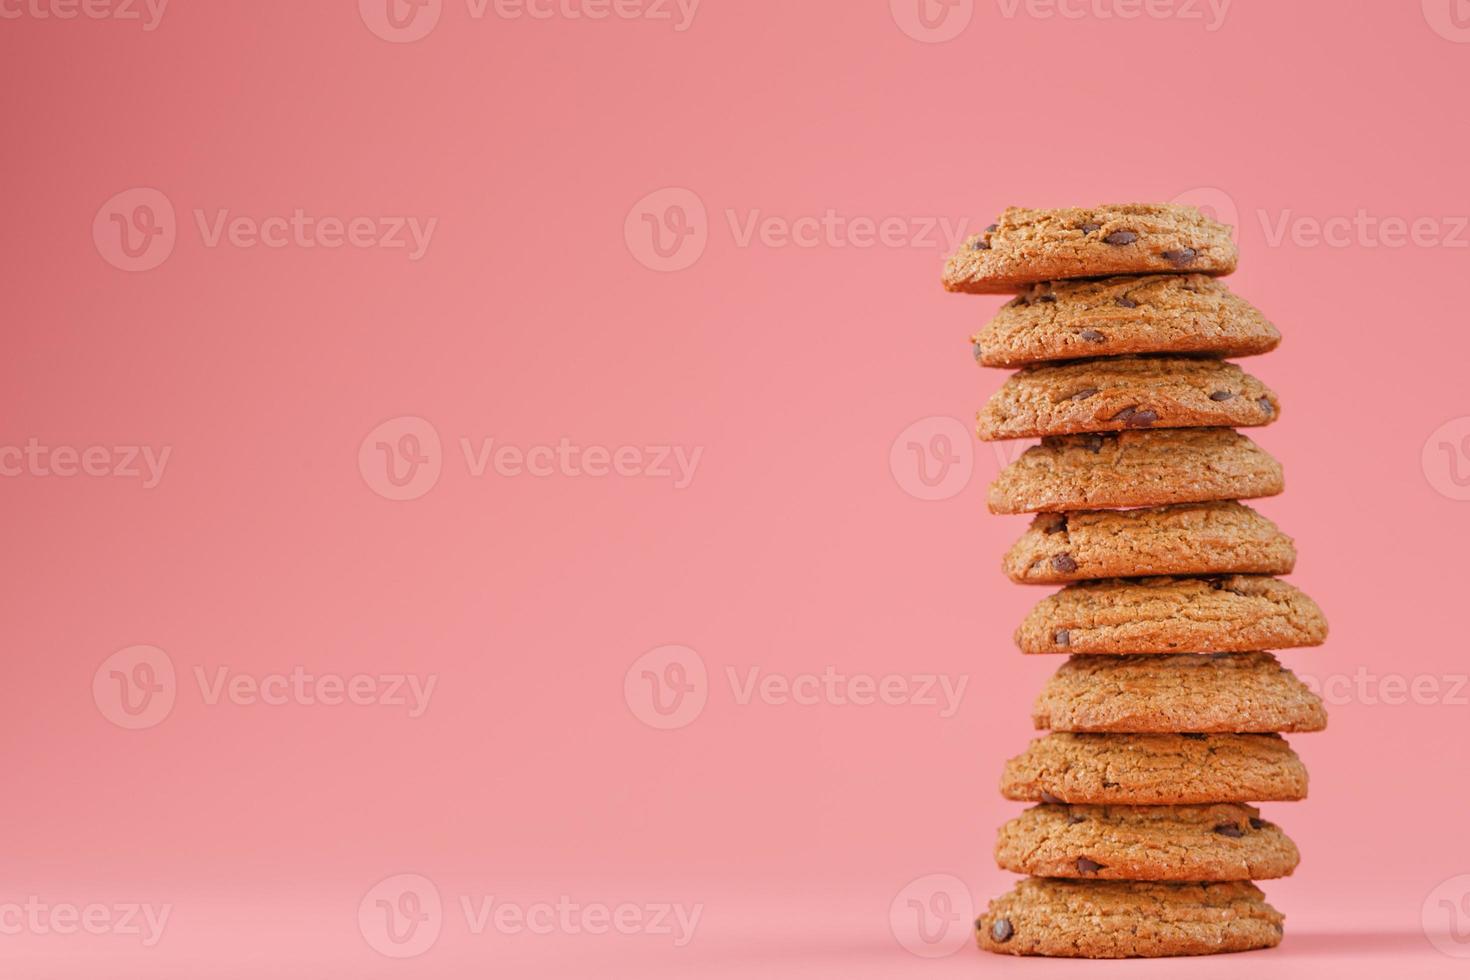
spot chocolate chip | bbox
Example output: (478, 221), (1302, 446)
(1214, 823), (1246, 838)
(1052, 554), (1078, 573)
(1079, 329), (1105, 342)
(1040, 791), (1063, 804)
(1126, 409), (1158, 428)
(971, 238), (990, 250)
(1076, 857), (1104, 873)
(1115, 295), (1138, 308)
(1162, 247), (1197, 266)
(1249, 818), (1267, 830)
(1209, 390), (1235, 401)
(1080, 222), (1101, 234)
(1104, 230), (1138, 246)
(1054, 629), (1070, 646)
(1257, 397), (1274, 414)
(1070, 387), (1099, 401)
(991, 918), (1013, 943)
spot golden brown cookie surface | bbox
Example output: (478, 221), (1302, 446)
(945, 204), (1237, 294)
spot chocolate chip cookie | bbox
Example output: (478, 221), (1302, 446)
(1032, 652), (1326, 733)
(944, 204), (1238, 294)
(972, 275), (1281, 367)
(988, 429), (1284, 515)
(977, 356), (1279, 440)
(1003, 501), (1296, 584)
(977, 879), (1284, 958)
(1015, 575), (1328, 655)
(1000, 733), (1309, 804)
(995, 803), (1299, 881)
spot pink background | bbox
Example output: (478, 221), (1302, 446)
(4, 1), (1470, 976)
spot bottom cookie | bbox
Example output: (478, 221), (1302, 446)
(977, 878), (1283, 958)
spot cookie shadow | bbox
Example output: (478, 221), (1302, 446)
(1278, 930), (1436, 958)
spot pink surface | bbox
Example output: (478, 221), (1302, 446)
(4, 1), (1470, 976)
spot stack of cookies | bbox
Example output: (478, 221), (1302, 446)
(942, 204), (1328, 959)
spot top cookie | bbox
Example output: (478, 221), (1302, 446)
(972, 275), (1281, 368)
(944, 204), (1238, 294)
